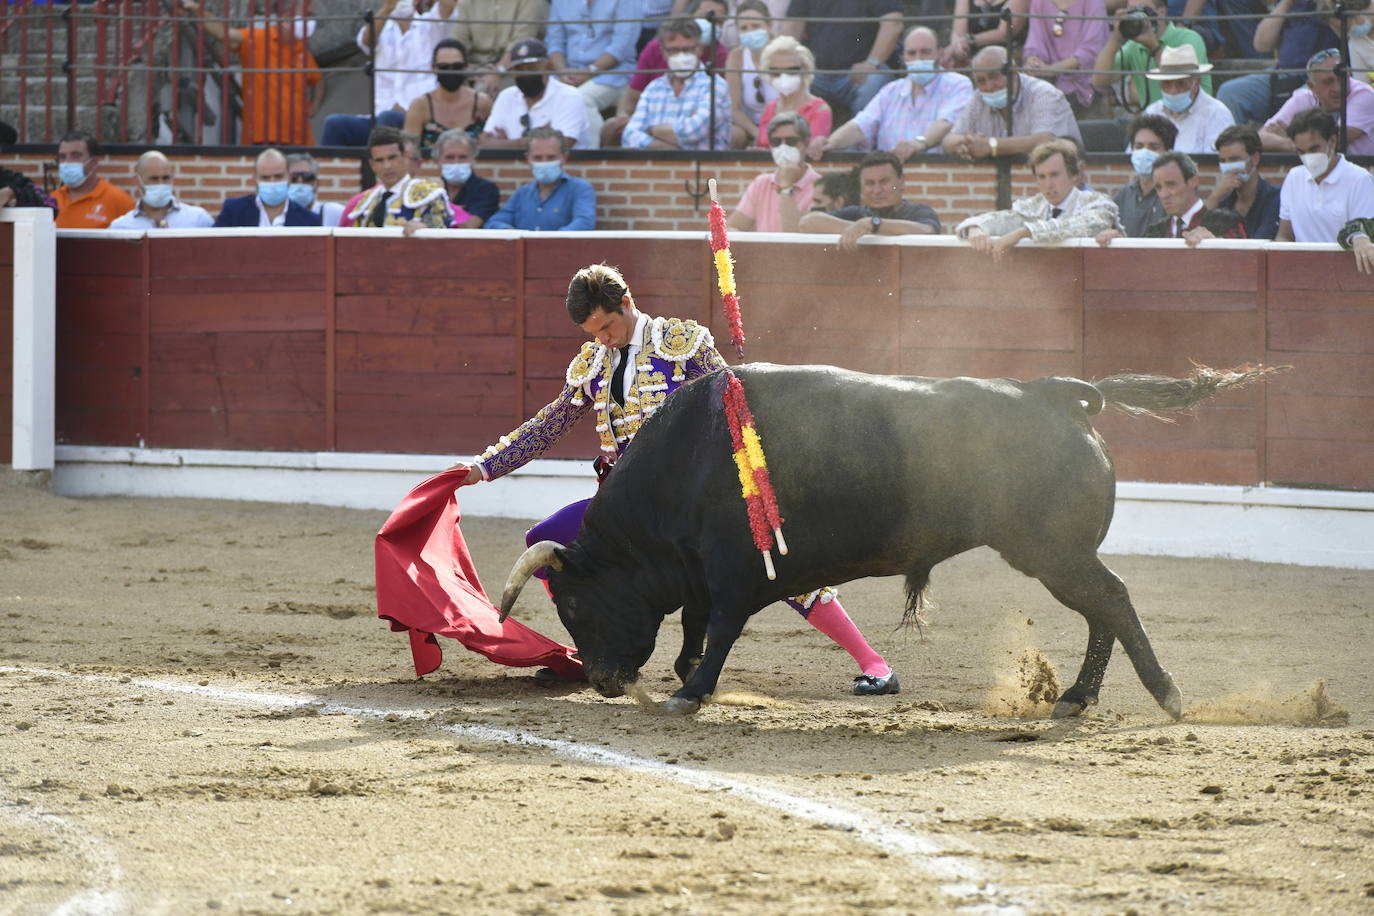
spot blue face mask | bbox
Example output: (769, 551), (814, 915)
(695, 18), (715, 45)
(531, 161), (563, 184)
(1218, 159), (1249, 182)
(59, 162), (87, 187)
(906, 59), (937, 86)
(1351, 18), (1372, 39)
(1130, 147), (1159, 177)
(286, 182), (316, 208)
(141, 183), (174, 209)
(1160, 88), (1193, 113)
(442, 162), (473, 184)
(981, 87), (1009, 109)
(738, 28), (769, 51)
(257, 181), (289, 207)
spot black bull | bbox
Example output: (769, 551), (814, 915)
(500, 363), (1278, 719)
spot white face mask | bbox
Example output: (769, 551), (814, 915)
(667, 52), (698, 77)
(1300, 149), (1331, 179)
(771, 73), (802, 95)
(770, 143), (802, 168)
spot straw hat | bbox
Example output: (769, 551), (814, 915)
(1144, 44), (1213, 79)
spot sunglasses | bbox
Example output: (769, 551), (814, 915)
(752, 74), (764, 104)
(520, 113), (532, 136)
(768, 135), (802, 147)
(435, 62), (467, 70)
(288, 173), (316, 184)
(1307, 47), (1340, 67)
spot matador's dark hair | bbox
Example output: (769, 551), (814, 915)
(566, 263), (630, 324)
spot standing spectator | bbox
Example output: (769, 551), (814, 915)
(727, 111), (820, 232)
(285, 152), (345, 228)
(434, 129), (502, 225)
(1140, 45), (1232, 154)
(213, 148), (323, 227)
(943, 46), (1082, 160)
(52, 131), (135, 229)
(546, 0), (643, 150)
(780, 0), (903, 117)
(1099, 113), (1176, 242)
(1135, 151), (1246, 242)
(181, 0), (323, 146)
(1261, 49), (1374, 156)
(1205, 124), (1281, 239)
(404, 39), (494, 148)
(1091, 0), (1211, 110)
(943, 0), (1029, 69)
(754, 36), (832, 149)
(621, 18), (731, 149)
(340, 127), (457, 229)
(798, 150), (941, 250)
(816, 26), (973, 158)
(1216, 0), (1341, 126)
(485, 127), (596, 230)
(1338, 217), (1374, 273)
(482, 37), (591, 147)
(810, 169), (855, 212)
(1276, 108), (1374, 242)
(725, 0), (779, 148)
(1349, 1), (1374, 85)
(1021, 0), (1111, 117)
(110, 150), (214, 229)
(456, 0), (550, 95)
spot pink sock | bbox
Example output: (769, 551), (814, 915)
(801, 597), (890, 678)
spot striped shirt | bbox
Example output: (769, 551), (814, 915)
(622, 69), (732, 151)
(850, 71), (974, 153)
(952, 73), (1082, 144)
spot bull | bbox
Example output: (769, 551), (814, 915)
(499, 363), (1278, 719)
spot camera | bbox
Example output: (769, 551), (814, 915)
(1119, 7), (1158, 41)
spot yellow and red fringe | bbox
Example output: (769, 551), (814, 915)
(723, 372), (787, 579)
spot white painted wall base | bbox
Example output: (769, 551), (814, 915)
(51, 446), (1374, 570)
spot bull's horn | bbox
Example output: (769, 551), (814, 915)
(498, 540), (564, 622)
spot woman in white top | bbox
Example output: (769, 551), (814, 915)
(726, 0), (779, 147)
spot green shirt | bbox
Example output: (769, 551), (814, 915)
(1112, 23), (1212, 109)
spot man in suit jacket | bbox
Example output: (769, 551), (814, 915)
(213, 147), (323, 227)
(1142, 151), (1244, 244)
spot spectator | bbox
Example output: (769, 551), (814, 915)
(1349, 0), (1374, 85)
(725, 0), (779, 148)
(401, 133), (425, 176)
(621, 18), (731, 149)
(1202, 0), (1272, 60)
(816, 26), (973, 158)
(754, 36), (832, 149)
(109, 150), (213, 229)
(1091, 0), (1211, 110)
(1276, 108), (1374, 241)
(956, 138), (1120, 261)
(181, 0), (323, 146)
(810, 169), (855, 212)
(482, 37), (591, 147)
(943, 46), (1082, 160)
(213, 148), (323, 227)
(603, 0), (731, 147)
(455, 0), (550, 95)
(1140, 45), (1232, 154)
(340, 127), (457, 229)
(1140, 151), (1246, 242)
(434, 129), (501, 225)
(318, 0), (457, 146)
(52, 131), (135, 229)
(715, 0), (791, 49)
(485, 126), (596, 229)
(285, 152), (345, 227)
(798, 150), (941, 250)
(1216, 0), (1341, 126)
(1338, 217), (1374, 273)
(1205, 124), (1281, 239)
(404, 39), (494, 149)
(1261, 49), (1374, 156)
(780, 0), (903, 116)
(727, 111), (820, 232)
(1021, 0), (1111, 117)
(0, 118), (54, 211)
(942, 0), (1029, 70)
(546, 0), (641, 149)
(1102, 113), (1176, 240)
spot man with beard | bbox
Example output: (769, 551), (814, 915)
(482, 37), (591, 148)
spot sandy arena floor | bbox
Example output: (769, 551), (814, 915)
(1, 471), (1372, 915)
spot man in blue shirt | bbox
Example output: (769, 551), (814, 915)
(546, 0), (643, 149)
(621, 17), (730, 150)
(1204, 124), (1281, 240)
(485, 126), (597, 231)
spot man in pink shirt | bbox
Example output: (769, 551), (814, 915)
(727, 111), (819, 232)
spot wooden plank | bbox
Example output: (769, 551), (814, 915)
(1083, 248), (1260, 291)
(1082, 289), (1260, 313)
(335, 237), (516, 278)
(150, 292), (325, 333)
(1267, 308), (1374, 355)
(525, 339), (582, 380)
(151, 331), (326, 374)
(1266, 438), (1374, 490)
(1267, 394), (1374, 442)
(336, 371), (516, 417)
(335, 413), (514, 455)
(1107, 445), (1260, 485)
(898, 349), (1085, 380)
(150, 237), (326, 278)
(1258, 352), (1374, 398)
(1084, 311), (1263, 364)
(55, 238), (143, 276)
(55, 409), (142, 446)
(333, 295), (518, 336)
(902, 307), (1077, 352)
(334, 332), (516, 374)
(324, 235), (336, 452)
(1093, 406), (1259, 450)
(524, 237), (707, 281)
(56, 368), (142, 410)
(1266, 249), (1374, 291)
(902, 246), (1080, 291)
(334, 275), (517, 300)
(903, 285), (1078, 312)
(150, 410), (326, 451)
(0, 222), (12, 267)
(736, 242), (898, 290)
(150, 372), (325, 413)
(58, 331), (143, 369)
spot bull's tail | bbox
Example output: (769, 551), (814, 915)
(1093, 363), (1288, 421)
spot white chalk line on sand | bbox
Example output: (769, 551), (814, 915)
(0, 792), (128, 916)
(2, 666), (1027, 914)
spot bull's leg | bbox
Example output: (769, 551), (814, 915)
(662, 615), (745, 716)
(1036, 556), (1182, 721)
(674, 603), (708, 684)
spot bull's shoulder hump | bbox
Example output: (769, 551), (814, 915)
(650, 316), (715, 363)
(566, 341), (607, 389)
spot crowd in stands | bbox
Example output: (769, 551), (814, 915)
(2, 0), (1372, 266)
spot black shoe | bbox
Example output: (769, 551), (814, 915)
(533, 666), (585, 684)
(852, 672), (900, 696)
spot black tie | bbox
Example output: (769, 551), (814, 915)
(1174, 216), (1184, 237)
(370, 190), (393, 227)
(1050, 207), (1062, 218)
(610, 345), (631, 408)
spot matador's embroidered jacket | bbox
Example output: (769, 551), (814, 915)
(477, 315), (727, 481)
(345, 176), (453, 228)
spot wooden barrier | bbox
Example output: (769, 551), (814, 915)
(46, 231), (1374, 492)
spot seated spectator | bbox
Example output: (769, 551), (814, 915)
(109, 151), (213, 229)
(1091, 0), (1211, 110)
(943, 46), (1082, 160)
(942, 0), (1029, 70)
(1135, 151), (1245, 243)
(1349, 1), (1374, 85)
(816, 26), (973, 159)
(0, 118), (54, 211)
(316, 0), (457, 146)
(754, 36), (832, 150)
(1102, 113), (1176, 241)
(340, 127), (457, 229)
(285, 152), (345, 227)
(727, 112), (820, 232)
(482, 38), (591, 148)
(810, 169), (855, 212)
(1276, 108), (1374, 242)
(621, 19), (731, 150)
(455, 0), (550, 96)
(214, 148), (323, 227)
(1261, 49), (1374, 157)
(1217, 0), (1341, 126)
(798, 150), (940, 251)
(1338, 217), (1374, 273)
(1205, 124), (1281, 240)
(402, 133), (425, 176)
(1021, 0), (1112, 117)
(1140, 45), (1232, 154)
(546, 0), (641, 149)
(485, 126), (596, 230)
(433, 129), (501, 226)
(956, 138), (1120, 261)
(780, 0), (903, 116)
(53, 130), (135, 229)
(603, 0), (731, 147)
(726, 0), (780, 148)
(404, 39), (493, 150)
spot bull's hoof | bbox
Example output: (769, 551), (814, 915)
(661, 696), (701, 716)
(1158, 682), (1184, 722)
(1051, 693), (1097, 719)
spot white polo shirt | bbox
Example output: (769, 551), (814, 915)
(1142, 90), (1234, 154)
(1279, 156), (1374, 244)
(108, 198), (214, 229)
(485, 77), (591, 148)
